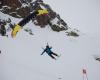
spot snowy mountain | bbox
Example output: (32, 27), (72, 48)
(0, 0), (70, 33)
(0, 0), (100, 80)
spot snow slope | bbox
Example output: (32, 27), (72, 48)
(0, 0), (100, 80)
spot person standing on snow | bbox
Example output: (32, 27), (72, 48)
(41, 44), (59, 60)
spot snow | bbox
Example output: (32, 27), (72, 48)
(2, 6), (11, 9)
(21, 3), (28, 8)
(0, 0), (100, 80)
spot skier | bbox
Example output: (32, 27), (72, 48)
(41, 44), (59, 60)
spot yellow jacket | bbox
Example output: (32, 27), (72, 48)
(11, 24), (21, 38)
(37, 9), (48, 15)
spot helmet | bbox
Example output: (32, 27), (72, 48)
(46, 45), (49, 48)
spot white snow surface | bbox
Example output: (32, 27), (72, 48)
(0, 0), (100, 80)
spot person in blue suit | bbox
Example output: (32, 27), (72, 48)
(41, 44), (59, 60)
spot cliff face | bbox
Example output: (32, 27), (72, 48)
(0, 0), (79, 36)
(0, 0), (30, 18)
(2, 0), (21, 8)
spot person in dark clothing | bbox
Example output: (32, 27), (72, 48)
(41, 44), (59, 60)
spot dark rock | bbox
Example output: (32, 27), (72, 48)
(66, 31), (79, 37)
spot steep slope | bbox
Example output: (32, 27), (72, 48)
(0, 0), (100, 80)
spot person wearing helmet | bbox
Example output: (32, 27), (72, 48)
(41, 44), (59, 60)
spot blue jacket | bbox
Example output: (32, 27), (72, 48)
(41, 46), (52, 55)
